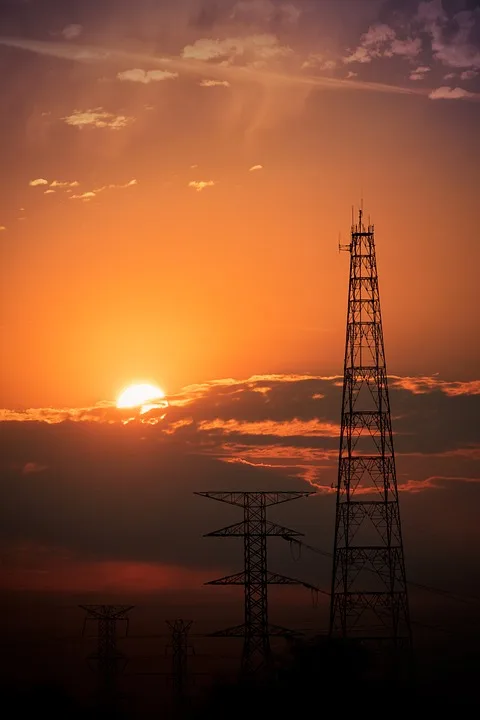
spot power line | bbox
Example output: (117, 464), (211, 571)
(284, 536), (480, 607)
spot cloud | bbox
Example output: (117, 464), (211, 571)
(199, 79), (231, 87)
(301, 54), (337, 71)
(70, 192), (96, 201)
(390, 37), (422, 59)
(188, 180), (215, 192)
(460, 69), (478, 80)
(346, 71), (358, 79)
(70, 179), (137, 201)
(249, 164), (263, 171)
(117, 68), (179, 84)
(428, 86), (474, 100)
(389, 376), (480, 396)
(343, 23), (421, 64)
(61, 24), (82, 40)
(181, 34), (292, 66)
(3, 35), (478, 101)
(31, 178), (80, 191)
(0, 226), (6, 231)
(410, 65), (431, 80)
(1, 374), (480, 580)
(49, 180), (79, 188)
(1, 371), (480, 593)
(62, 109), (135, 129)
(399, 475), (480, 494)
(416, 2), (480, 70)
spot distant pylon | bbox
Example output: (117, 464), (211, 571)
(195, 491), (315, 675)
(330, 209), (412, 647)
(166, 619), (194, 716)
(80, 604), (134, 707)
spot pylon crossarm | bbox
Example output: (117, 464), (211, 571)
(195, 491), (313, 507)
(79, 604), (134, 619)
(209, 624), (246, 638)
(205, 520), (304, 537)
(266, 572), (318, 589)
(206, 572), (245, 585)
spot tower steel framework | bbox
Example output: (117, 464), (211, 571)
(196, 491), (315, 675)
(329, 209), (411, 647)
(166, 619), (194, 714)
(80, 604), (133, 702)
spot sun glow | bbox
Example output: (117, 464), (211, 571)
(116, 383), (166, 413)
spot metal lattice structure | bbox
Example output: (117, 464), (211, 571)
(329, 209), (411, 647)
(166, 619), (194, 715)
(80, 604), (133, 701)
(196, 491), (315, 675)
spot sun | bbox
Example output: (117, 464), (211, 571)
(116, 383), (166, 413)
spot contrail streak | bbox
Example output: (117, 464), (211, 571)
(0, 36), (440, 99)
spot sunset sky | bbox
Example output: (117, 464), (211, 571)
(0, 0), (479, 610)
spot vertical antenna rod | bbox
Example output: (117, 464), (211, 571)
(330, 209), (412, 649)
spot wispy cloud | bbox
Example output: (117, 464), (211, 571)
(70, 179), (137, 201)
(182, 34), (293, 66)
(62, 108), (135, 129)
(1, 36), (477, 101)
(70, 192), (96, 201)
(117, 68), (178, 84)
(460, 69), (478, 80)
(30, 178), (79, 189)
(199, 79), (231, 87)
(415, 2), (480, 71)
(429, 86), (474, 100)
(302, 54), (337, 71)
(390, 375), (480, 395)
(249, 164), (263, 172)
(188, 180), (216, 192)
(50, 180), (80, 188)
(199, 418), (340, 438)
(343, 23), (421, 64)
(0, 225), (6, 231)
(61, 24), (82, 40)
(409, 65), (431, 81)
(399, 475), (480, 494)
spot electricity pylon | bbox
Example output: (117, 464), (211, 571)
(330, 208), (411, 647)
(196, 491), (315, 675)
(166, 619), (194, 716)
(80, 604), (133, 708)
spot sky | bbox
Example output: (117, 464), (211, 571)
(0, 0), (479, 635)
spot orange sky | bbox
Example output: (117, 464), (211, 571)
(0, 0), (479, 409)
